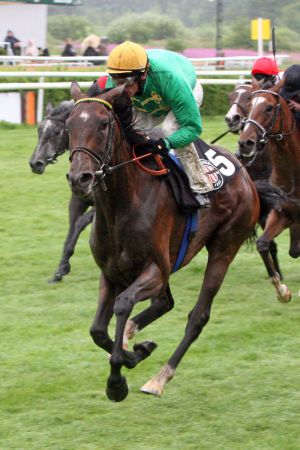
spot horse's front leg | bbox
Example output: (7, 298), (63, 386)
(256, 210), (292, 302)
(49, 194), (90, 283)
(106, 263), (164, 402)
(89, 273), (117, 354)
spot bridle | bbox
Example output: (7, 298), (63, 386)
(69, 98), (116, 190)
(229, 84), (252, 119)
(43, 115), (69, 163)
(243, 89), (295, 146)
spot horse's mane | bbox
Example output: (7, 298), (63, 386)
(51, 100), (74, 117)
(87, 81), (145, 145)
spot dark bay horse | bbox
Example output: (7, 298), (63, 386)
(29, 101), (94, 282)
(67, 81), (260, 401)
(225, 82), (283, 278)
(239, 80), (300, 301)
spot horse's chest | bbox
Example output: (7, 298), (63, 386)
(91, 223), (151, 283)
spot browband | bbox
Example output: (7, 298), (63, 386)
(74, 98), (113, 109)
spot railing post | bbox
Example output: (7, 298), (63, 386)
(37, 76), (44, 124)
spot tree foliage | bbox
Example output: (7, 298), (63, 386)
(106, 13), (185, 44)
(48, 15), (95, 41)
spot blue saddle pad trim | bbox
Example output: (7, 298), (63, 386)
(171, 212), (198, 273)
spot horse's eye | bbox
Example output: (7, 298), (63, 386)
(98, 122), (108, 131)
(266, 105), (273, 113)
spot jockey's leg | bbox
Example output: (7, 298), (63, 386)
(161, 81), (213, 206)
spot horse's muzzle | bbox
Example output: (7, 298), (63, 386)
(29, 159), (46, 174)
(67, 172), (93, 197)
(238, 138), (256, 158)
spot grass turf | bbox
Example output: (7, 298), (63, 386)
(0, 118), (299, 450)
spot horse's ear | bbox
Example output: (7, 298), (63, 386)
(251, 77), (260, 91)
(104, 85), (127, 106)
(272, 78), (284, 93)
(45, 102), (53, 115)
(70, 81), (85, 101)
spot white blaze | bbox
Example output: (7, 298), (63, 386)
(79, 111), (90, 122)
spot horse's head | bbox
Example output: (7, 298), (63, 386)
(67, 81), (130, 198)
(29, 101), (72, 174)
(225, 83), (252, 132)
(238, 79), (288, 158)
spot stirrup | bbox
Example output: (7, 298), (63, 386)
(193, 192), (210, 209)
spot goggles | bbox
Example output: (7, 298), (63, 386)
(253, 73), (273, 82)
(111, 75), (138, 87)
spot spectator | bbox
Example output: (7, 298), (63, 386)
(39, 47), (50, 57)
(61, 38), (76, 57)
(24, 40), (39, 57)
(4, 30), (21, 55)
(96, 37), (108, 65)
(81, 35), (101, 65)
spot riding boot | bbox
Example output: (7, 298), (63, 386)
(174, 142), (213, 208)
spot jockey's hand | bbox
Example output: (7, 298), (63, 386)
(288, 100), (300, 112)
(144, 138), (170, 153)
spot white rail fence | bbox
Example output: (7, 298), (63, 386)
(0, 54), (288, 123)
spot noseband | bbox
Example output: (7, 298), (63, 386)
(69, 98), (116, 189)
(229, 84), (252, 118)
(243, 90), (295, 145)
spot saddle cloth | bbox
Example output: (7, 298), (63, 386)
(163, 138), (241, 215)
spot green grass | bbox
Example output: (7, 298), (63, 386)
(1, 118), (300, 450)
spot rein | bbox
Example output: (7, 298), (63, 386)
(244, 90), (295, 144)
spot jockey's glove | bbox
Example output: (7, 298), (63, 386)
(145, 138), (171, 153)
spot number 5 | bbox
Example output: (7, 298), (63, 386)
(205, 149), (235, 176)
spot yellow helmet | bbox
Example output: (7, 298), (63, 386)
(107, 41), (148, 75)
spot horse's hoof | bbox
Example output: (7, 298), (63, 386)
(277, 284), (292, 303)
(140, 379), (163, 397)
(133, 340), (157, 358)
(47, 273), (63, 284)
(106, 376), (129, 402)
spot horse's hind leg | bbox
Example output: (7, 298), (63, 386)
(289, 223), (300, 258)
(123, 284), (174, 347)
(140, 249), (239, 397)
(49, 195), (91, 283)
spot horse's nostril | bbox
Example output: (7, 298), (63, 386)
(246, 139), (255, 148)
(80, 173), (93, 186)
(29, 160), (45, 173)
(233, 114), (241, 122)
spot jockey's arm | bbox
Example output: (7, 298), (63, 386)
(159, 73), (202, 149)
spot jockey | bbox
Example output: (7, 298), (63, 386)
(251, 57), (280, 88)
(105, 41), (212, 208)
(279, 64), (300, 126)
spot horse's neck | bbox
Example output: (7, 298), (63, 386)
(270, 131), (300, 192)
(93, 144), (150, 222)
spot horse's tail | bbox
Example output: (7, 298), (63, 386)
(254, 179), (288, 215)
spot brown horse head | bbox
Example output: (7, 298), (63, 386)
(238, 79), (289, 158)
(67, 82), (130, 198)
(225, 83), (253, 132)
